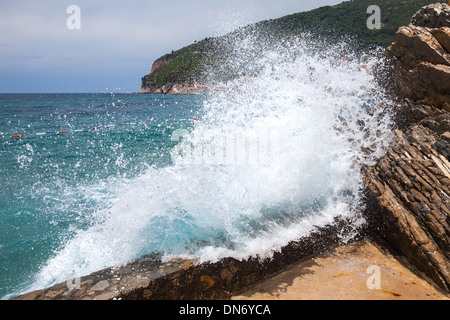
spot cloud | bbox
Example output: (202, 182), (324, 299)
(0, 0), (343, 92)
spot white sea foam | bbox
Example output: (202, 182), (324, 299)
(29, 35), (394, 292)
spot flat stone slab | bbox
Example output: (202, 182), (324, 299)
(232, 240), (449, 300)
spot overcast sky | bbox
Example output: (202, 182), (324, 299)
(0, 0), (343, 93)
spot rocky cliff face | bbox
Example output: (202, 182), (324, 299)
(151, 57), (172, 74)
(364, 3), (450, 292)
(386, 3), (450, 110)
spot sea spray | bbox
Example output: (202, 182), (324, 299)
(29, 35), (394, 293)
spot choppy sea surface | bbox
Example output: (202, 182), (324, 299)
(0, 39), (394, 299)
(0, 93), (204, 298)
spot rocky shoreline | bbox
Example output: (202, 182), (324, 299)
(12, 3), (450, 300)
(139, 82), (210, 95)
(13, 217), (361, 300)
(362, 3), (450, 292)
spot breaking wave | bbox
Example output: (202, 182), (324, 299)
(29, 35), (394, 293)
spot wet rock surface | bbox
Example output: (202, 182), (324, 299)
(12, 254), (195, 300)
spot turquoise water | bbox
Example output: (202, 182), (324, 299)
(0, 93), (203, 299)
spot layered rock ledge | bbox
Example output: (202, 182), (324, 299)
(363, 105), (450, 292)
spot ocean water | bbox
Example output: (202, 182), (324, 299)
(0, 93), (204, 299)
(1, 38), (394, 299)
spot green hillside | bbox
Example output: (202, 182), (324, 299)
(141, 0), (446, 90)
